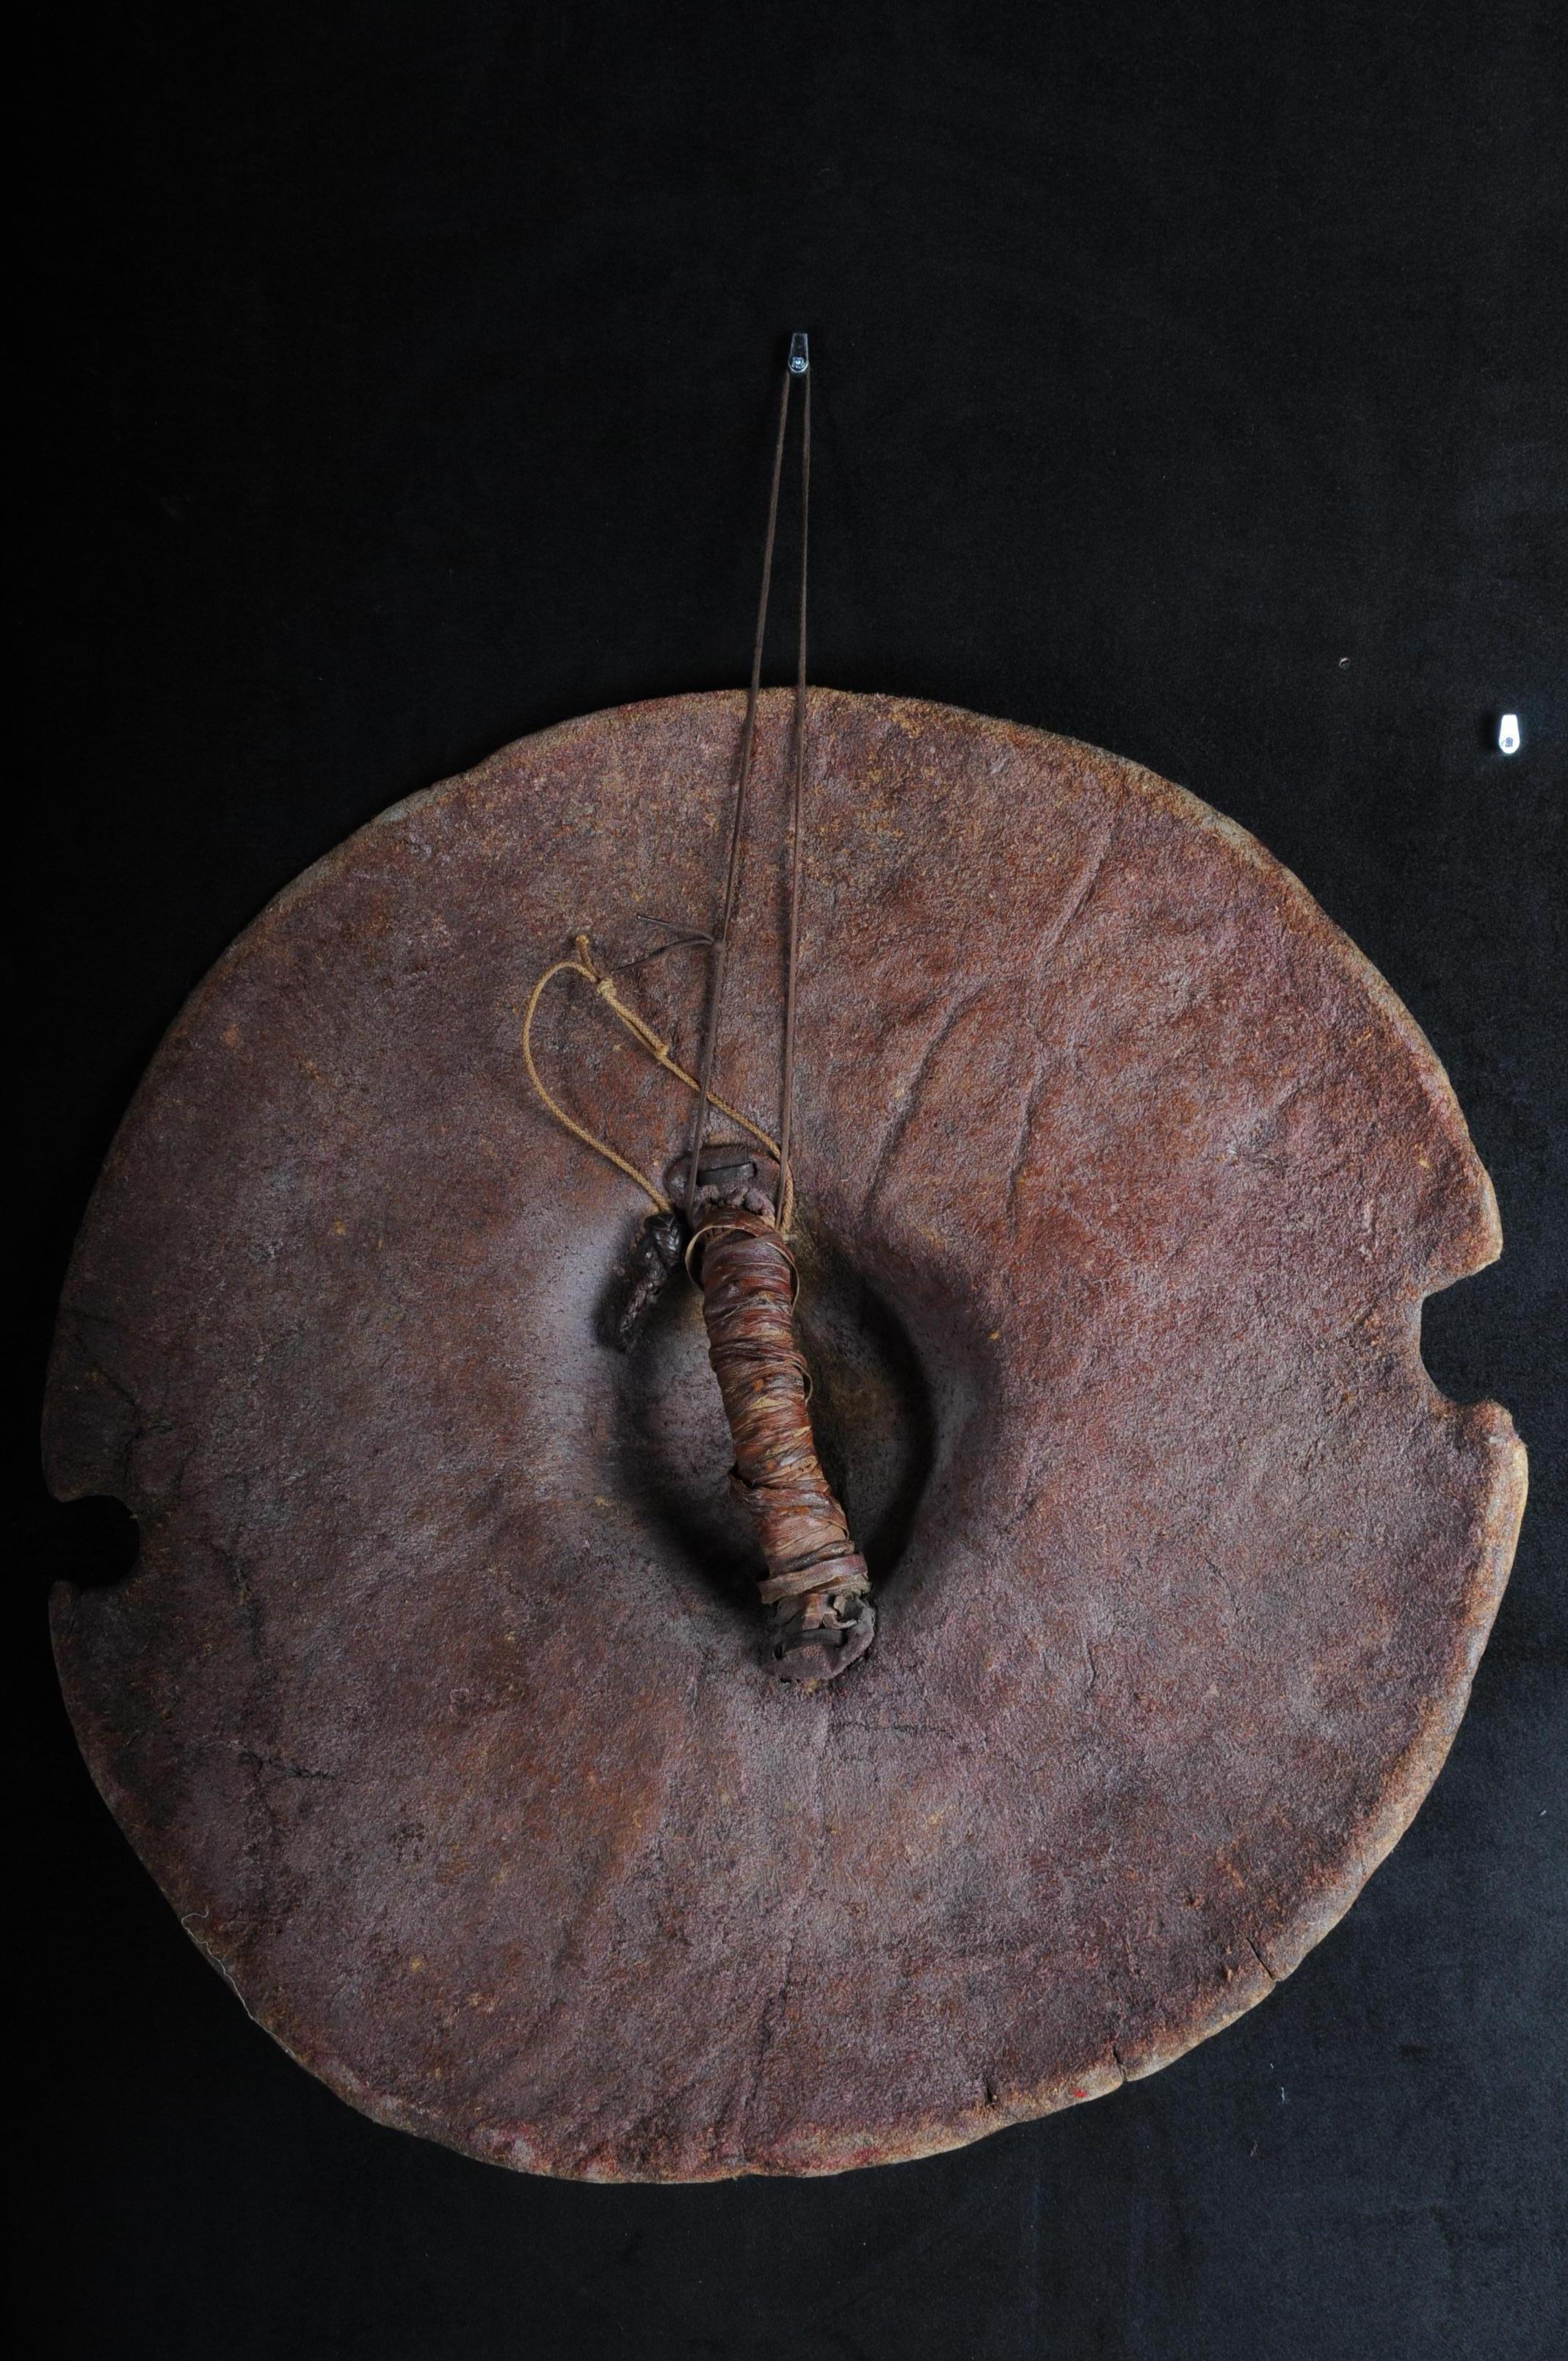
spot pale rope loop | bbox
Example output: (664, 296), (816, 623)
(521, 935), (795, 1231)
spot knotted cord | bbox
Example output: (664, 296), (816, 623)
(521, 933), (794, 1230)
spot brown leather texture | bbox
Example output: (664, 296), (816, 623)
(692, 1210), (874, 1682)
(44, 689), (1526, 2180)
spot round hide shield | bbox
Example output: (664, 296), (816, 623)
(46, 689), (1525, 2179)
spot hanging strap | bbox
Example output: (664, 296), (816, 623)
(686, 331), (813, 1230)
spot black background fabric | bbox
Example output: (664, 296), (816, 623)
(18, 4), (1566, 2357)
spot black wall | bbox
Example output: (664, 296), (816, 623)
(20, 5), (1565, 2356)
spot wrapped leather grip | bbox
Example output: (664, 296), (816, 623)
(692, 1211), (875, 1682)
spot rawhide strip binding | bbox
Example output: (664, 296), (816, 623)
(689, 1206), (875, 1683)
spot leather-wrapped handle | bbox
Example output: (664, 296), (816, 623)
(691, 1209), (875, 1683)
